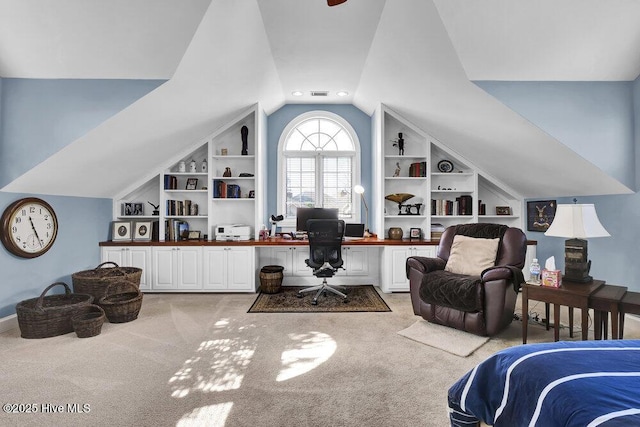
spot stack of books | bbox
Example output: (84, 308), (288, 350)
(431, 195), (473, 216)
(164, 175), (178, 190)
(213, 180), (242, 198)
(408, 161), (427, 177)
(165, 219), (189, 241)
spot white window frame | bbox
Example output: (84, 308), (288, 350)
(277, 111), (361, 229)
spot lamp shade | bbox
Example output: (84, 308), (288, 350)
(544, 204), (610, 239)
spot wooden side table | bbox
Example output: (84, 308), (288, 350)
(522, 279), (604, 344)
(588, 284), (627, 340)
(619, 291), (640, 339)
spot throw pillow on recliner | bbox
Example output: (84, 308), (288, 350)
(444, 235), (499, 276)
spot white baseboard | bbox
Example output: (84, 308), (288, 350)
(0, 314), (18, 334)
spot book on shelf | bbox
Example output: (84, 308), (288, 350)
(165, 219), (189, 241)
(164, 175), (178, 190)
(409, 161), (427, 177)
(213, 180), (242, 198)
(213, 179), (227, 198)
(431, 195), (473, 216)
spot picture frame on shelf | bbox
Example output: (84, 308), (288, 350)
(133, 221), (153, 241)
(122, 202), (134, 216)
(409, 227), (422, 240)
(186, 178), (198, 190)
(527, 200), (556, 232)
(496, 206), (511, 216)
(186, 230), (201, 240)
(112, 221), (132, 241)
(132, 203), (144, 215)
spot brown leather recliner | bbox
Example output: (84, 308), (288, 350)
(406, 223), (527, 337)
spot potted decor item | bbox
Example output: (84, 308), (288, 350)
(388, 227), (403, 240)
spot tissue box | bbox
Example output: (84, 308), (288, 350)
(542, 269), (562, 288)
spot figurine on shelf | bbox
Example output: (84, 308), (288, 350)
(201, 158), (208, 173)
(147, 201), (160, 216)
(223, 167), (232, 177)
(178, 161), (186, 172)
(241, 125), (249, 155)
(189, 159), (197, 173)
(392, 132), (405, 155)
(393, 162), (401, 177)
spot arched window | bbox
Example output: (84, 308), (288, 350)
(277, 111), (361, 225)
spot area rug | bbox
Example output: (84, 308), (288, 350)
(397, 319), (489, 357)
(248, 285), (391, 313)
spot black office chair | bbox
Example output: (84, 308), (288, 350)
(297, 219), (348, 305)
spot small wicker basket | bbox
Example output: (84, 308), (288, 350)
(259, 265), (284, 294)
(16, 282), (94, 339)
(72, 262), (142, 302)
(72, 304), (105, 338)
(99, 281), (143, 323)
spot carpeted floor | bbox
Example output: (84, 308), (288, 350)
(2, 290), (640, 427)
(248, 285), (391, 313)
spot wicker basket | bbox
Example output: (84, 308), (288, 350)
(72, 304), (105, 338)
(72, 261), (142, 302)
(99, 281), (143, 323)
(16, 282), (94, 339)
(259, 265), (284, 294)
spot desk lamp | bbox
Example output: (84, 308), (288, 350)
(544, 200), (609, 283)
(353, 185), (371, 238)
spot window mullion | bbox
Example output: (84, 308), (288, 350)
(316, 153), (323, 208)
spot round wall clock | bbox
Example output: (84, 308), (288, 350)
(0, 197), (58, 258)
(437, 160), (454, 173)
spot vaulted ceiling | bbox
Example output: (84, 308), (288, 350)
(1, 0), (638, 199)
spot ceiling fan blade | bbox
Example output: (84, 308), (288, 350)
(327, 0), (347, 6)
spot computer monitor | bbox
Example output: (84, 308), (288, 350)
(296, 207), (339, 232)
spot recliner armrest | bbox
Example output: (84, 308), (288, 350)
(406, 256), (446, 279)
(481, 265), (524, 293)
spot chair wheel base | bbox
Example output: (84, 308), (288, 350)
(312, 300), (318, 305)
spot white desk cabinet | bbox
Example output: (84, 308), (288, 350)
(336, 246), (369, 276)
(203, 246), (255, 291)
(381, 246), (436, 293)
(262, 247), (308, 277)
(152, 246), (202, 290)
(101, 246), (151, 290)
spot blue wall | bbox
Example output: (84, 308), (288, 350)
(0, 78), (163, 317)
(477, 78), (640, 289)
(0, 78), (165, 188)
(265, 104), (373, 230)
(476, 81), (635, 191)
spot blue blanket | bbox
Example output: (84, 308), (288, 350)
(448, 340), (640, 426)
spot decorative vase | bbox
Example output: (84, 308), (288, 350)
(223, 167), (232, 177)
(388, 227), (403, 240)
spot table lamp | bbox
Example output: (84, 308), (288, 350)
(353, 185), (371, 237)
(544, 201), (609, 283)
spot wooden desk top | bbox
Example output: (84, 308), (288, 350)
(100, 237), (537, 247)
(100, 237), (441, 247)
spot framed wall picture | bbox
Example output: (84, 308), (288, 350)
(186, 178), (198, 190)
(133, 221), (153, 241)
(527, 200), (556, 232)
(112, 221), (132, 241)
(410, 227), (422, 240)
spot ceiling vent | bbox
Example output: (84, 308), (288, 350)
(310, 91), (329, 97)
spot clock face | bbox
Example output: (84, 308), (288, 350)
(0, 198), (58, 258)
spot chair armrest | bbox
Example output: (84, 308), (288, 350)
(406, 256), (446, 279)
(482, 265), (525, 292)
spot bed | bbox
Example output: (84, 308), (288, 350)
(448, 339), (640, 426)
